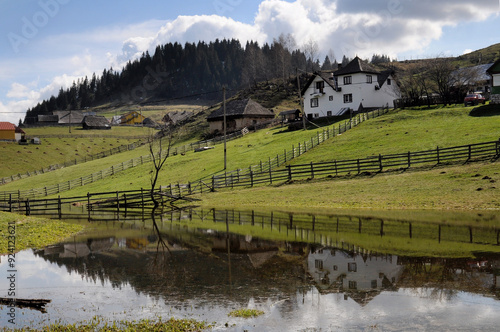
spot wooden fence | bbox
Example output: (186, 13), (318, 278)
(0, 140), (145, 186)
(0, 187), (187, 216)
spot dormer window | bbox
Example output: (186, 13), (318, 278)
(366, 75), (372, 84)
(343, 76), (352, 85)
(315, 81), (324, 93)
(387, 78), (392, 85)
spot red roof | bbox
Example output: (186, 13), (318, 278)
(0, 122), (16, 131)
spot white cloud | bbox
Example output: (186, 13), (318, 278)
(2, 0), (499, 123)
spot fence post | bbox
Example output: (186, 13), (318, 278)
(357, 159), (361, 174)
(292, 145), (295, 158)
(284, 149), (287, 163)
(467, 144), (472, 161)
(310, 162), (314, 178)
(269, 165), (273, 184)
(58, 196), (61, 219)
(211, 176), (215, 192)
(9, 193), (12, 212)
(250, 171), (254, 187)
(436, 146), (440, 164)
(334, 160), (338, 176)
(407, 151), (411, 168)
(188, 182), (192, 195)
(25, 198), (30, 216)
(287, 165), (292, 181)
(379, 154), (383, 172)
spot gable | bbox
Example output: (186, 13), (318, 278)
(487, 59), (500, 75)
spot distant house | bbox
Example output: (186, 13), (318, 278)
(487, 59), (500, 104)
(162, 110), (194, 126)
(37, 114), (59, 125)
(82, 115), (111, 130)
(53, 110), (85, 125)
(207, 99), (275, 133)
(121, 111), (145, 125)
(0, 122), (16, 141)
(278, 109), (301, 123)
(302, 57), (399, 120)
(142, 117), (158, 128)
(15, 127), (26, 142)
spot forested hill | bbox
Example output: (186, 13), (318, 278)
(24, 39), (326, 124)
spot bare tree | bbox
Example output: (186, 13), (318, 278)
(273, 33), (296, 87)
(426, 56), (455, 105)
(303, 38), (319, 72)
(149, 130), (172, 208)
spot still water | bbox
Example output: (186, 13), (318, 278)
(1, 208), (500, 331)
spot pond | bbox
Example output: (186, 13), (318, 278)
(1, 208), (500, 331)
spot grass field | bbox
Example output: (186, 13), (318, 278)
(1, 103), (499, 212)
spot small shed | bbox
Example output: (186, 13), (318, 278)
(0, 122), (16, 140)
(82, 116), (111, 130)
(279, 109), (301, 123)
(15, 126), (26, 142)
(207, 98), (275, 133)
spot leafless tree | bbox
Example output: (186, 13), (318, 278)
(426, 56), (455, 105)
(303, 38), (319, 72)
(149, 130), (172, 208)
(273, 33), (296, 87)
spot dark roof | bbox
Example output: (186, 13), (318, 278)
(487, 59), (500, 75)
(279, 109), (300, 116)
(163, 110), (194, 125)
(53, 111), (84, 124)
(37, 115), (59, 123)
(207, 99), (274, 121)
(335, 56), (380, 76)
(82, 115), (110, 127)
(0, 122), (15, 131)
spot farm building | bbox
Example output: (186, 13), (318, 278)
(278, 109), (301, 123)
(207, 99), (275, 133)
(301, 57), (400, 120)
(120, 111), (145, 125)
(0, 122), (16, 141)
(82, 115), (111, 130)
(162, 110), (194, 126)
(487, 59), (500, 104)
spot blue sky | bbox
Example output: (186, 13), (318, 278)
(1, 0), (499, 124)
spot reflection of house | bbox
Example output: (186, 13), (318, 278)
(302, 57), (399, 120)
(308, 248), (403, 305)
(82, 115), (111, 130)
(39, 238), (115, 258)
(487, 59), (500, 104)
(207, 99), (275, 133)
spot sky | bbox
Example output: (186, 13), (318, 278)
(1, 0), (499, 124)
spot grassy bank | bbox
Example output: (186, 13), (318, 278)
(194, 160), (500, 211)
(0, 212), (84, 254)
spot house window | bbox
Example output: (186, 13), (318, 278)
(371, 280), (378, 288)
(366, 75), (372, 84)
(327, 111), (332, 116)
(333, 265), (338, 271)
(314, 113), (319, 118)
(311, 98), (319, 108)
(316, 81), (324, 93)
(315, 259), (324, 269)
(343, 76), (352, 85)
(348, 262), (357, 272)
(348, 281), (357, 290)
(387, 78), (392, 85)
(343, 94), (353, 103)
(329, 95), (333, 101)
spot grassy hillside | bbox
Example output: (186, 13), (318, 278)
(1, 101), (499, 211)
(0, 126), (152, 178)
(287, 104), (500, 165)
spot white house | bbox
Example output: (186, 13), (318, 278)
(302, 57), (400, 120)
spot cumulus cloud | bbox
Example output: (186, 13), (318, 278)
(114, 0), (498, 63)
(2, 0), (498, 123)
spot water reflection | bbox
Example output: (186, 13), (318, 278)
(1, 208), (500, 331)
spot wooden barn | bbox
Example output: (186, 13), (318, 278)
(207, 99), (275, 133)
